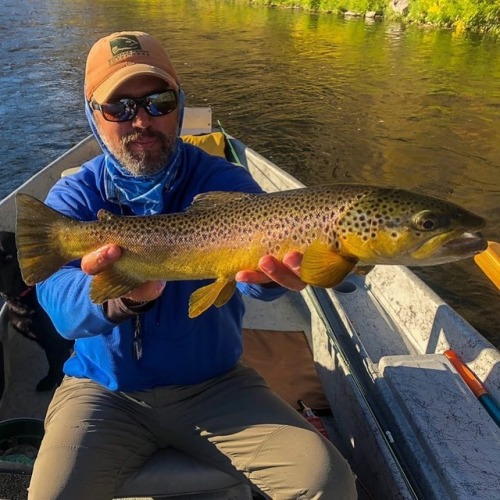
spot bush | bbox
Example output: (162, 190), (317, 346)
(405, 0), (500, 34)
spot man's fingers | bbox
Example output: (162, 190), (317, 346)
(282, 251), (303, 276)
(259, 254), (306, 291)
(81, 244), (122, 275)
(124, 281), (166, 302)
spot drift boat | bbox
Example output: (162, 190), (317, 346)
(0, 108), (498, 499)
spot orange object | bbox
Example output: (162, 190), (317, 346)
(444, 350), (486, 398)
(474, 241), (500, 290)
(444, 349), (500, 428)
(298, 400), (329, 439)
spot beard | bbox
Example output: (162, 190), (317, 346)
(101, 127), (178, 177)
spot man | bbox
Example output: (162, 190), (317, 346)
(28, 31), (356, 499)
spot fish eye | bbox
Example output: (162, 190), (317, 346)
(412, 210), (446, 232)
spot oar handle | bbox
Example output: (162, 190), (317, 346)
(444, 349), (486, 397)
(474, 241), (500, 290)
(444, 349), (500, 428)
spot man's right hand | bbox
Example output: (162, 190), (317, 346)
(81, 244), (165, 302)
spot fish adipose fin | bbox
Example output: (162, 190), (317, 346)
(301, 240), (357, 288)
(97, 209), (119, 221)
(15, 193), (71, 285)
(90, 266), (144, 303)
(189, 279), (236, 318)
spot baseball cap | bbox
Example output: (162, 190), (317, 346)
(85, 31), (180, 102)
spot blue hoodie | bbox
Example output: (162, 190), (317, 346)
(37, 106), (287, 391)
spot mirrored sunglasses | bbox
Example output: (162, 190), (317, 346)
(91, 89), (178, 122)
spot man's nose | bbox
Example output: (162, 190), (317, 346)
(131, 106), (153, 128)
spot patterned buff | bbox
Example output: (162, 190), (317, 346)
(84, 90), (185, 215)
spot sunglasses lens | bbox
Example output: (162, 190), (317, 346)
(100, 101), (135, 122)
(147, 91), (178, 116)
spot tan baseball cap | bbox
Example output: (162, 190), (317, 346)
(85, 31), (180, 102)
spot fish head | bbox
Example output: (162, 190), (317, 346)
(336, 188), (487, 266)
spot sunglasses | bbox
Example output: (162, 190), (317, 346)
(91, 89), (178, 122)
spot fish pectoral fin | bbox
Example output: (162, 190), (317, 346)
(189, 279), (236, 318)
(90, 266), (143, 303)
(301, 240), (357, 288)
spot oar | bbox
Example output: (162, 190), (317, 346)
(474, 241), (500, 290)
(444, 349), (500, 428)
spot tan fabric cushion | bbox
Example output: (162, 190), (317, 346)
(242, 329), (330, 411)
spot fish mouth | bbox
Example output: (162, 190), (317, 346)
(411, 231), (487, 265)
(441, 232), (487, 255)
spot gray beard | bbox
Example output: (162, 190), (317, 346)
(101, 128), (178, 177)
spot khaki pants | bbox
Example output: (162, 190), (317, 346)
(29, 364), (356, 499)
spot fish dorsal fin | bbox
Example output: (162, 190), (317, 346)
(187, 191), (253, 212)
(301, 240), (357, 288)
(97, 209), (120, 222)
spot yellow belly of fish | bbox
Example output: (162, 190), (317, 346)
(89, 234), (356, 319)
(119, 242), (285, 281)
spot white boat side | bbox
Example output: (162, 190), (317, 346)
(0, 108), (498, 499)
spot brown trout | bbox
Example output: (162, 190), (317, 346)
(15, 185), (486, 318)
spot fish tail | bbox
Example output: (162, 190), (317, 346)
(15, 193), (71, 285)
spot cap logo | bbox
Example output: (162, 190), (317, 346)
(109, 35), (148, 63)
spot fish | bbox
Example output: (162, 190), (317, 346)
(15, 185), (487, 318)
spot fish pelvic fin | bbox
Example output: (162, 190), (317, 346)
(90, 266), (144, 303)
(301, 240), (357, 288)
(15, 193), (70, 285)
(188, 279), (236, 318)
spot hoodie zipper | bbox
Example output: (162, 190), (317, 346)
(133, 315), (143, 361)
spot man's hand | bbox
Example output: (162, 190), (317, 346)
(235, 251), (306, 291)
(81, 244), (166, 302)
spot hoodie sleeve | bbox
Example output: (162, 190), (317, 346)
(36, 268), (116, 340)
(237, 282), (289, 301)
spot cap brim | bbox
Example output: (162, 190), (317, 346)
(90, 64), (179, 102)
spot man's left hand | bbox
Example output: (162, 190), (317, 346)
(235, 251), (306, 291)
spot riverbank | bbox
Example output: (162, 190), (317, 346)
(245, 0), (500, 36)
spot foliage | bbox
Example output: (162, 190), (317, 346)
(405, 0), (500, 35)
(246, 0), (500, 35)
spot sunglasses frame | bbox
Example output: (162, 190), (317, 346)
(91, 89), (178, 122)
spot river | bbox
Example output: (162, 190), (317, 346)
(1, 0), (499, 347)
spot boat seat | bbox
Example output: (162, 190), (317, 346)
(379, 354), (500, 500)
(114, 447), (253, 499)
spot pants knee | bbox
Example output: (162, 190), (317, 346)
(253, 426), (357, 499)
(296, 432), (356, 499)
